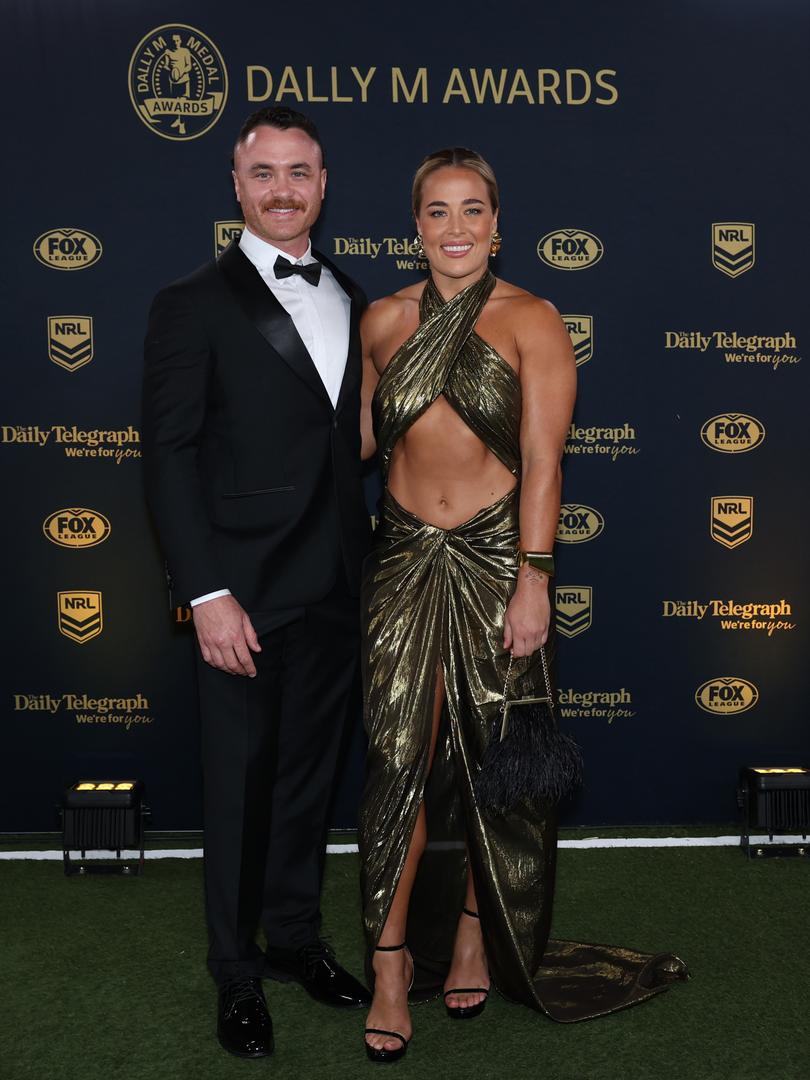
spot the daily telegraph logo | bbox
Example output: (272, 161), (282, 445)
(664, 329), (799, 372)
(556, 504), (604, 544)
(563, 315), (593, 366)
(565, 423), (638, 462)
(33, 229), (102, 271)
(555, 586), (592, 638)
(43, 508), (111, 550)
(712, 223), (755, 278)
(537, 229), (603, 271)
(13, 692), (153, 730)
(129, 24), (228, 140)
(695, 677), (759, 715)
(47, 317), (93, 372)
(331, 237), (427, 272)
(2, 425), (140, 463)
(57, 591), (103, 644)
(662, 598), (794, 635)
(710, 497), (753, 549)
(700, 413), (765, 454)
(215, 221), (244, 256)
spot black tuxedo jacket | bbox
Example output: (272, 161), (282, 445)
(142, 241), (372, 610)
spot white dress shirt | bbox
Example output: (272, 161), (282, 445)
(190, 226), (351, 608)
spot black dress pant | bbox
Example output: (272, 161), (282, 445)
(197, 570), (359, 984)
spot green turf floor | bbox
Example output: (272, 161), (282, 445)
(2, 849), (808, 1080)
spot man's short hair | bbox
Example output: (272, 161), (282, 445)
(233, 107), (326, 168)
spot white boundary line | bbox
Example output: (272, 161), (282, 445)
(1, 835), (807, 860)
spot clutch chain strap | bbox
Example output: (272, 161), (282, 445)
(500, 645), (555, 715)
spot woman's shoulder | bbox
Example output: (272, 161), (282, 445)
(362, 282), (425, 336)
(490, 278), (563, 329)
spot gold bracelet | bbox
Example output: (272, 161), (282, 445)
(518, 551), (555, 577)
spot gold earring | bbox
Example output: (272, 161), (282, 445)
(490, 231), (502, 257)
(415, 233), (426, 259)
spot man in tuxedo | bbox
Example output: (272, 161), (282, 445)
(142, 106), (372, 1059)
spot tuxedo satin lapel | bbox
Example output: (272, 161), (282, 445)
(314, 249), (362, 414)
(217, 241), (331, 406)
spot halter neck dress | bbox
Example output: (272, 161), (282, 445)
(358, 271), (687, 1019)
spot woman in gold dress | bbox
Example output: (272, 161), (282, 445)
(358, 149), (686, 1063)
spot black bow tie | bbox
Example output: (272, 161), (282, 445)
(273, 255), (321, 286)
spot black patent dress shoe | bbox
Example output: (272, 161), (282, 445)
(217, 976), (274, 1058)
(264, 938), (372, 1008)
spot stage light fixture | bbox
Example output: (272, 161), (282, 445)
(738, 766), (810, 859)
(61, 779), (148, 876)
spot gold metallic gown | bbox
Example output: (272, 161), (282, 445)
(359, 271), (686, 1020)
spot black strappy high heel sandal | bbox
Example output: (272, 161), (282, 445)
(443, 908), (491, 1021)
(364, 942), (414, 1064)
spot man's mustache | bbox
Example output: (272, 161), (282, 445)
(262, 199), (306, 211)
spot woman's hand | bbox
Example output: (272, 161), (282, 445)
(503, 569), (551, 657)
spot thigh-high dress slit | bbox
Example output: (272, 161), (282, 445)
(358, 272), (687, 1021)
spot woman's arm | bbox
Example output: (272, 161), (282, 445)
(360, 306), (381, 461)
(503, 297), (577, 657)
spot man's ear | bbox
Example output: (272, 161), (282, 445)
(232, 169), (241, 204)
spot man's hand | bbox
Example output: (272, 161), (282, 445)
(192, 595), (261, 677)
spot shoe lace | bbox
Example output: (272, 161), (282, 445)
(224, 977), (263, 1009)
(297, 937), (336, 977)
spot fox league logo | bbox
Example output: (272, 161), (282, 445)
(47, 317), (93, 372)
(710, 497), (753, 549)
(563, 315), (593, 366)
(129, 24), (228, 140)
(556, 504), (604, 544)
(712, 223), (755, 278)
(43, 508), (111, 549)
(695, 677), (758, 715)
(34, 229), (102, 271)
(537, 229), (604, 270)
(57, 591), (103, 644)
(700, 414), (765, 453)
(555, 586), (592, 637)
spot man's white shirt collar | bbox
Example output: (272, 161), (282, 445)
(239, 227), (317, 277)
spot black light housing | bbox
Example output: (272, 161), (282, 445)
(738, 767), (810, 859)
(61, 779), (148, 875)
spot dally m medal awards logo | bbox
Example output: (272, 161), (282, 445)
(47, 317), (93, 372)
(700, 413), (765, 454)
(129, 25), (228, 140)
(537, 229), (604, 270)
(57, 591), (103, 644)
(557, 504), (605, 544)
(555, 586), (592, 638)
(695, 677), (759, 716)
(34, 229), (102, 271)
(214, 221), (244, 256)
(712, 223), (755, 278)
(563, 315), (593, 366)
(44, 508), (111, 550)
(710, 497), (753, 549)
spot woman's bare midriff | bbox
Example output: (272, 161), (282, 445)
(387, 395), (517, 529)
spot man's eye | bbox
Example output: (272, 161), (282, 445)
(256, 172), (270, 180)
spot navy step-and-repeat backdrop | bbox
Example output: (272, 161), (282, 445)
(3, 0), (808, 830)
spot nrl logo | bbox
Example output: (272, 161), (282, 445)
(57, 591), (103, 645)
(562, 315), (593, 367)
(712, 223), (755, 278)
(556, 504), (604, 544)
(47, 316), (93, 372)
(129, 24), (228, 141)
(537, 229), (604, 271)
(34, 229), (102, 271)
(214, 221), (244, 256)
(43, 508), (111, 549)
(555, 586), (592, 638)
(695, 676), (759, 715)
(710, 497), (753, 549)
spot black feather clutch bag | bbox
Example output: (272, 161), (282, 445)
(475, 647), (583, 815)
